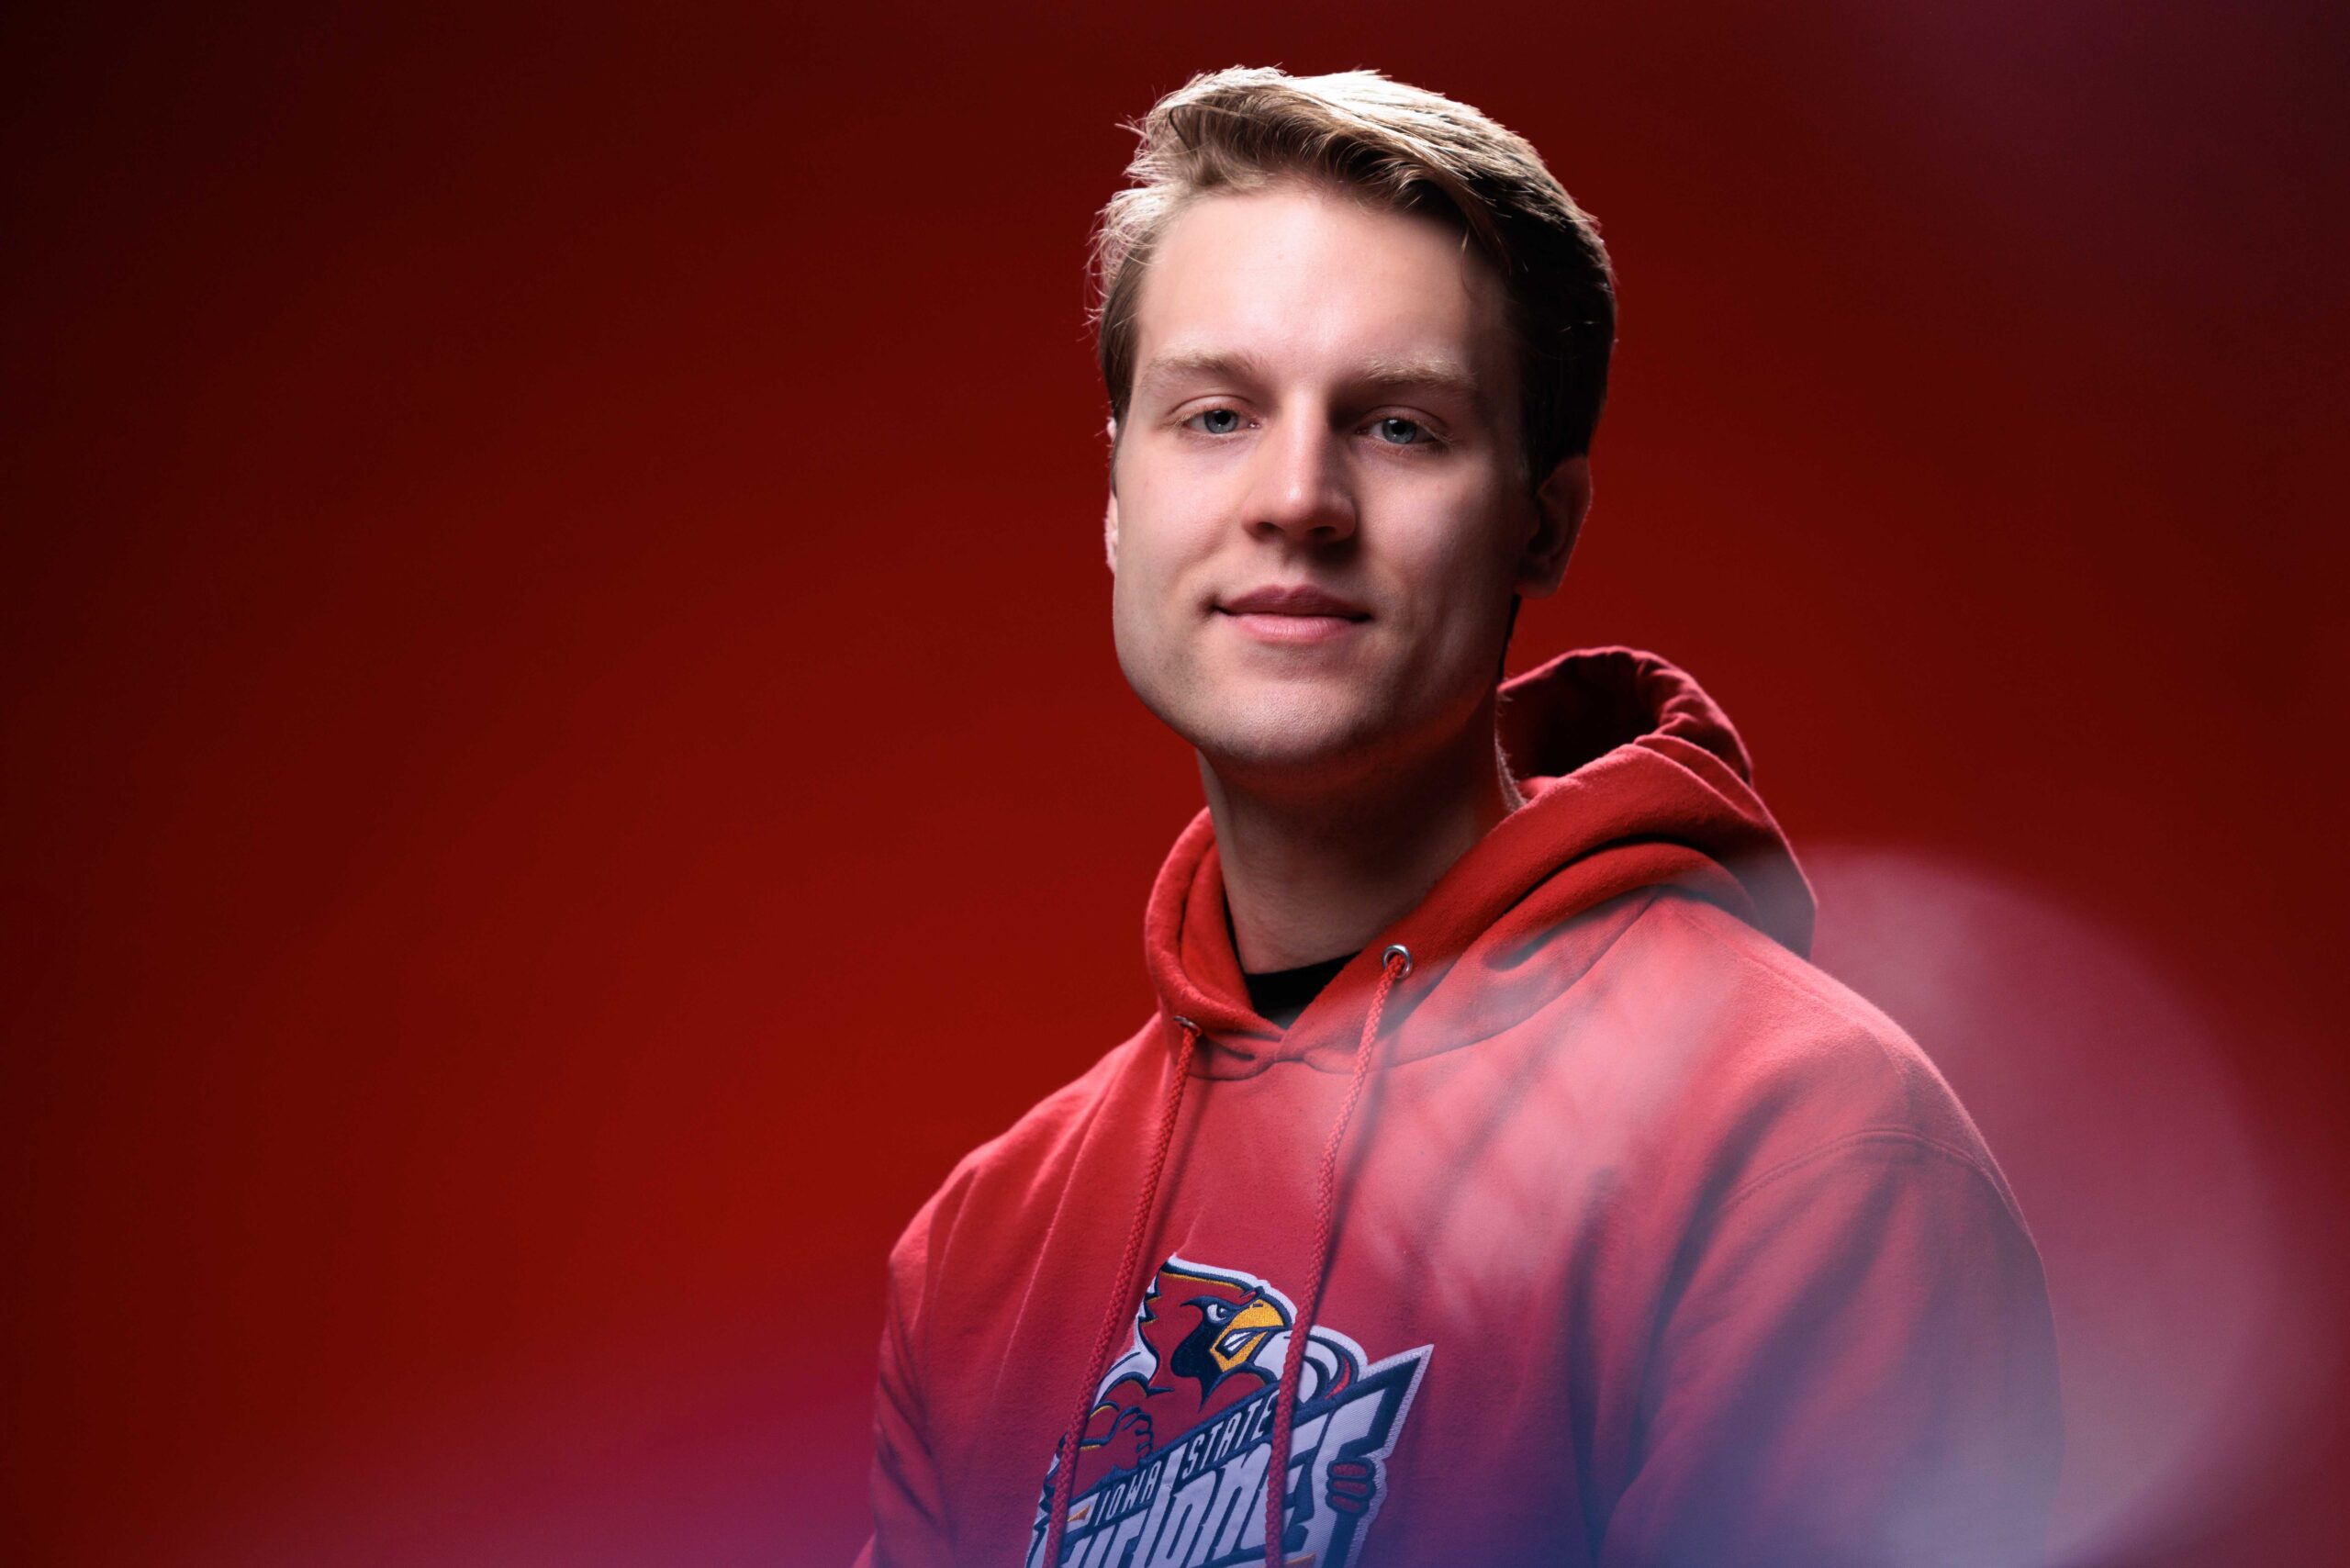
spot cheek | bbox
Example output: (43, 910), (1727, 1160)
(1393, 499), (1521, 622)
(1113, 481), (1219, 598)
(1109, 528), (1189, 677)
(1109, 524), (1171, 610)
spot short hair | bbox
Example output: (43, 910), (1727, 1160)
(1092, 66), (1617, 487)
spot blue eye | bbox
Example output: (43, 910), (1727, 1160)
(1187, 408), (1243, 435)
(1373, 416), (1427, 445)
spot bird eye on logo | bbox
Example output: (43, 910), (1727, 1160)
(1028, 1255), (1431, 1568)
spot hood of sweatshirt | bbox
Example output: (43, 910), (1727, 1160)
(1142, 646), (1815, 1078)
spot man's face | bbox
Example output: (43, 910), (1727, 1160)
(1107, 182), (1586, 788)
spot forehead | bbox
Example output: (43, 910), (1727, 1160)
(1130, 184), (1515, 401)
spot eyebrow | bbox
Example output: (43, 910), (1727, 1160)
(1135, 347), (1486, 405)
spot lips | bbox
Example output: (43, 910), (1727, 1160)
(1213, 583), (1370, 647)
(1215, 584), (1370, 619)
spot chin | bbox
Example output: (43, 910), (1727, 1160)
(1187, 693), (1397, 781)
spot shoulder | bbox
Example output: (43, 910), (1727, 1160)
(1595, 892), (2025, 1222)
(885, 1018), (1158, 1288)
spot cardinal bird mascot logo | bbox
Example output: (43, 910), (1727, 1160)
(1027, 1255), (1431, 1568)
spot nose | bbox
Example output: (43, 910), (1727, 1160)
(1242, 416), (1357, 546)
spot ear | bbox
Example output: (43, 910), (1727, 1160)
(1515, 454), (1590, 599)
(1102, 416), (1122, 573)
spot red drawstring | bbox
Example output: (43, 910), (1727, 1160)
(1261, 944), (1408, 1568)
(1035, 944), (1410, 1568)
(1039, 1014), (1201, 1568)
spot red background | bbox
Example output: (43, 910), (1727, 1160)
(4, 3), (2343, 1563)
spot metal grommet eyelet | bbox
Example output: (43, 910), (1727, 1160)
(1380, 944), (1414, 977)
(1170, 1014), (1200, 1034)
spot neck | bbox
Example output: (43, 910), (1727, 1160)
(1203, 695), (1524, 973)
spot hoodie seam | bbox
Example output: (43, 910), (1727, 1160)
(1714, 1126), (2009, 1217)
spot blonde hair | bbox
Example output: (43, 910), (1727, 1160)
(1092, 66), (1617, 485)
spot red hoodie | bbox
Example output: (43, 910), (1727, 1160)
(859, 648), (2062, 1568)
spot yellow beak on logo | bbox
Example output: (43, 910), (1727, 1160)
(1210, 1297), (1288, 1372)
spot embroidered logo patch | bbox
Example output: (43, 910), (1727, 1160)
(1027, 1255), (1431, 1568)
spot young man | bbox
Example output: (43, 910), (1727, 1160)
(859, 68), (2061, 1568)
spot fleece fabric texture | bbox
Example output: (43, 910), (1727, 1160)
(858, 647), (2063, 1568)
